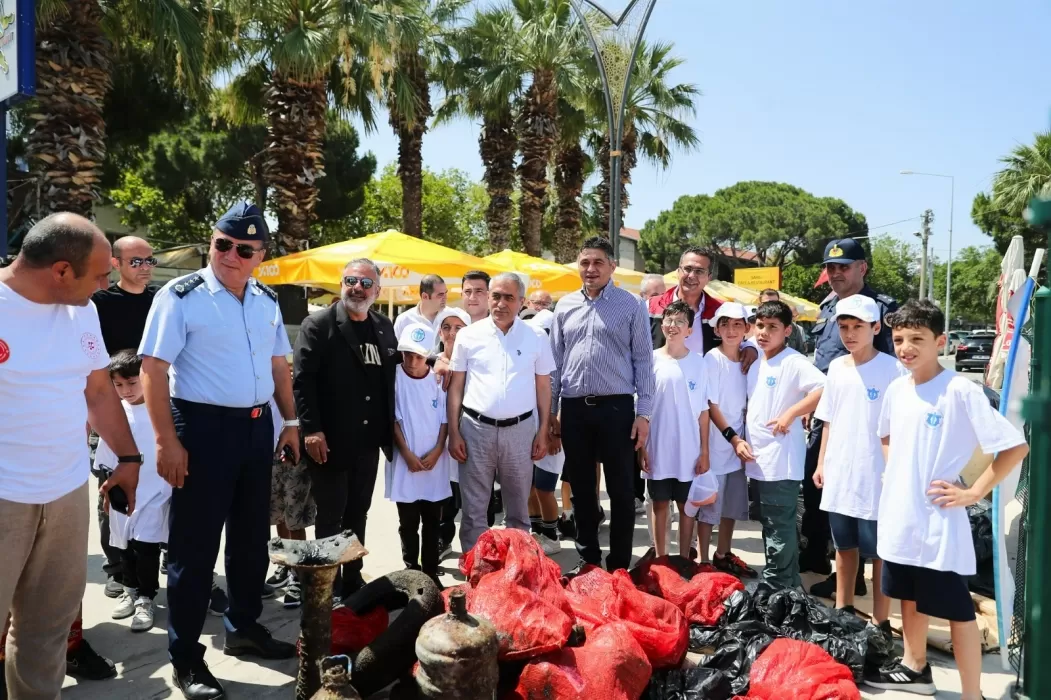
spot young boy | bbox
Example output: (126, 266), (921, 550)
(93, 350), (170, 633)
(526, 309), (564, 555)
(746, 300), (825, 589)
(435, 307), (471, 561)
(689, 302), (758, 577)
(387, 323), (451, 589)
(813, 295), (905, 629)
(865, 300), (1027, 700)
(642, 301), (717, 558)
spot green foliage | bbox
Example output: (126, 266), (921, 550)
(932, 246), (1003, 326)
(779, 235), (922, 305)
(637, 194), (708, 273)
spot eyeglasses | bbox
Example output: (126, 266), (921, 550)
(213, 237), (263, 259)
(679, 266), (709, 278)
(342, 276), (375, 289)
(120, 256), (158, 268)
(661, 318), (690, 328)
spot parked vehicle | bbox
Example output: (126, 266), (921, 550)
(948, 330), (968, 354)
(955, 331), (996, 372)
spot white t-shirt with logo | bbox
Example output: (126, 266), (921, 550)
(745, 348), (825, 482)
(0, 281), (111, 504)
(385, 365), (452, 503)
(646, 351), (713, 484)
(704, 346), (748, 476)
(877, 370), (1026, 575)
(814, 352), (907, 520)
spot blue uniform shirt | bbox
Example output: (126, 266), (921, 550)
(812, 284), (899, 373)
(139, 266), (292, 407)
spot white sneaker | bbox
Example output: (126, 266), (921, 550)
(634, 498), (646, 515)
(111, 588), (137, 620)
(130, 596), (154, 632)
(532, 532), (561, 556)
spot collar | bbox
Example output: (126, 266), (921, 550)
(580, 278), (614, 300)
(484, 315), (519, 336)
(674, 284), (705, 311)
(202, 265), (258, 296)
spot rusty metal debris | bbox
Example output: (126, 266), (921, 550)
(415, 589), (499, 699)
(308, 655), (363, 700)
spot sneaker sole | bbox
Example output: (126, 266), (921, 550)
(130, 623), (153, 633)
(67, 663), (118, 681)
(111, 611), (135, 620)
(863, 679), (937, 695)
(282, 600), (302, 610)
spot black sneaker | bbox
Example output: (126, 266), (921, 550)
(562, 559), (594, 582)
(809, 571), (867, 599)
(266, 565), (291, 588)
(260, 582), (276, 600)
(208, 579), (229, 617)
(437, 539), (453, 561)
(173, 658), (225, 700)
(799, 549), (832, 575)
(863, 659), (936, 695)
(223, 623), (296, 660)
(65, 639), (117, 680)
(713, 551), (759, 579)
(160, 549), (169, 576)
(598, 506), (607, 526)
(282, 578), (302, 609)
(557, 512), (576, 540)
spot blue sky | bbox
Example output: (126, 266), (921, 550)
(352, 0), (1051, 259)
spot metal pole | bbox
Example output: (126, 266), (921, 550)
(1, 107), (7, 258)
(944, 176), (954, 354)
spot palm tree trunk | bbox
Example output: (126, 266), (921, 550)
(596, 137), (610, 237)
(554, 141), (585, 263)
(388, 50), (431, 238)
(264, 72), (327, 254)
(517, 69), (558, 257)
(27, 0), (111, 218)
(479, 108), (516, 252)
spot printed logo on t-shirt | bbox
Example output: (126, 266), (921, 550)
(361, 343), (382, 366)
(925, 411), (943, 428)
(411, 328), (426, 343)
(0, 338), (9, 364)
(866, 387), (880, 401)
(432, 398), (438, 409)
(688, 380), (697, 391)
(765, 376), (777, 387)
(80, 332), (103, 360)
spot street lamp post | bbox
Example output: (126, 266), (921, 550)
(901, 170), (955, 355)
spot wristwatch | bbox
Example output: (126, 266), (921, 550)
(282, 419), (301, 428)
(117, 454), (144, 464)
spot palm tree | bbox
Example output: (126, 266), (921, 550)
(589, 40), (699, 235)
(28, 0), (208, 217)
(552, 97), (591, 262)
(992, 131), (1051, 216)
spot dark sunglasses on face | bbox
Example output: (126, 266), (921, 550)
(121, 256), (158, 268)
(213, 237), (263, 259)
(343, 276), (375, 289)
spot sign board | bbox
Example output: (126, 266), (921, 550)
(0, 0), (33, 107)
(735, 267), (781, 291)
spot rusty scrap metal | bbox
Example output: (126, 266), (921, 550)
(415, 589), (499, 699)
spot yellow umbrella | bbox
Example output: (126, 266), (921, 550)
(662, 271), (759, 305)
(564, 262), (645, 294)
(484, 250), (581, 297)
(777, 291), (821, 322)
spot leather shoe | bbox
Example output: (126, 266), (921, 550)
(173, 660), (224, 700)
(223, 624), (295, 660)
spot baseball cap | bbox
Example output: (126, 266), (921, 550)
(709, 302), (749, 327)
(745, 304), (758, 320)
(832, 294), (880, 323)
(822, 238), (865, 265)
(398, 323), (436, 356)
(435, 306), (471, 329)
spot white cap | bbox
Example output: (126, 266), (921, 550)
(832, 294), (880, 323)
(398, 322), (436, 356)
(745, 304), (758, 319)
(527, 308), (555, 332)
(435, 306), (471, 329)
(709, 302), (749, 327)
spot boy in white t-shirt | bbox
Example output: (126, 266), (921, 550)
(865, 300), (1027, 699)
(93, 350), (170, 633)
(525, 309), (564, 555)
(813, 295), (905, 630)
(435, 306), (471, 561)
(387, 323), (451, 589)
(746, 300), (825, 589)
(641, 301), (717, 558)
(690, 303), (758, 577)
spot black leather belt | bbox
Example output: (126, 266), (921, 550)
(564, 394), (633, 407)
(172, 398), (270, 419)
(463, 406), (533, 427)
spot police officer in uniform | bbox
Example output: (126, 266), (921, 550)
(139, 203), (300, 700)
(802, 238), (898, 597)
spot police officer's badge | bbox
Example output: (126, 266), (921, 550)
(828, 245), (844, 258)
(247, 224), (257, 236)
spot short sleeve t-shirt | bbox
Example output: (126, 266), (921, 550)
(814, 352), (907, 520)
(91, 283), (158, 353)
(351, 318), (390, 449)
(746, 348), (825, 481)
(647, 351), (709, 483)
(704, 347), (748, 475)
(0, 281), (111, 504)
(877, 370), (1026, 575)
(385, 366), (451, 503)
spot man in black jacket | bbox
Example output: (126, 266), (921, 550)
(293, 258), (398, 597)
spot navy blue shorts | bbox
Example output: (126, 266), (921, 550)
(881, 561), (976, 622)
(828, 513), (878, 559)
(533, 466), (559, 493)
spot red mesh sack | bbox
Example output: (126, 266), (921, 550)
(565, 565), (687, 669)
(331, 605), (389, 655)
(510, 622), (652, 700)
(633, 557), (744, 625)
(461, 530), (574, 616)
(747, 638), (860, 700)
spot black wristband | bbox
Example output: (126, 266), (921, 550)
(721, 426), (738, 442)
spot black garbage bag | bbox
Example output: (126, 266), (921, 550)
(687, 622), (775, 696)
(642, 667), (733, 700)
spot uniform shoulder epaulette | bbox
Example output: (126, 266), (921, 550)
(819, 292), (837, 307)
(253, 279), (278, 302)
(876, 293), (898, 308)
(172, 274), (205, 298)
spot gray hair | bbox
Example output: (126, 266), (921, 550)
(641, 273), (664, 287)
(491, 271), (526, 298)
(20, 213), (101, 276)
(344, 257), (380, 279)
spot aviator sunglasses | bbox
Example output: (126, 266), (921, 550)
(343, 276), (375, 289)
(213, 237), (263, 259)
(120, 256), (158, 268)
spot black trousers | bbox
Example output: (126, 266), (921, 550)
(121, 540), (162, 599)
(397, 501), (442, 576)
(439, 482), (461, 544)
(560, 395), (636, 571)
(308, 448), (380, 597)
(634, 469), (646, 502)
(96, 475), (124, 581)
(801, 419), (832, 563)
(167, 400), (273, 666)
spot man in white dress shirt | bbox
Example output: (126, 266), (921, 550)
(393, 274), (447, 338)
(447, 272), (555, 552)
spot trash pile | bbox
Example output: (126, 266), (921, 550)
(429, 530), (874, 699)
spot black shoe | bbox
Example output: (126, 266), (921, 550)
(597, 506), (607, 526)
(224, 623), (296, 660)
(799, 550), (832, 575)
(437, 539), (453, 561)
(173, 659), (225, 700)
(863, 658), (936, 695)
(160, 549), (169, 576)
(65, 639), (117, 680)
(208, 580), (229, 617)
(562, 559), (594, 582)
(266, 565), (291, 588)
(557, 512), (576, 540)
(808, 571), (867, 599)
(282, 578), (302, 609)
(260, 582), (276, 600)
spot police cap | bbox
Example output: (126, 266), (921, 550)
(822, 238), (865, 265)
(215, 201), (269, 242)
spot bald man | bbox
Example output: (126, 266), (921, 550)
(528, 290), (553, 312)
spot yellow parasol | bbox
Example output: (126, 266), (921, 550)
(564, 262), (645, 294)
(483, 250), (581, 297)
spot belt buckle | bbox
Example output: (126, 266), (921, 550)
(584, 395), (597, 407)
(250, 407), (262, 419)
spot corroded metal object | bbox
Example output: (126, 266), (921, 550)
(269, 531), (367, 700)
(414, 589), (498, 699)
(308, 655), (364, 700)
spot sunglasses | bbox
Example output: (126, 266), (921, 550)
(120, 256), (158, 268)
(213, 237), (263, 259)
(343, 276), (375, 289)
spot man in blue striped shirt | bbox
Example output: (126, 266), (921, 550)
(550, 236), (656, 572)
